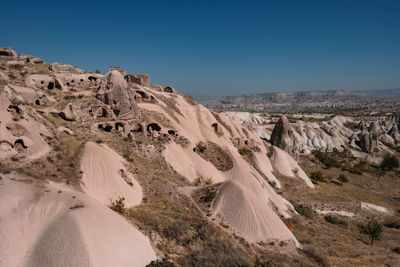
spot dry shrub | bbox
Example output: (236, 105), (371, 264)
(283, 219), (294, 232)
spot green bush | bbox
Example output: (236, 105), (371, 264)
(238, 147), (251, 156)
(338, 174), (349, 183)
(268, 180), (277, 188)
(96, 139), (103, 144)
(310, 171), (325, 182)
(108, 196), (125, 214)
(294, 204), (315, 219)
(380, 154), (399, 171)
(196, 141), (207, 153)
(358, 219), (383, 245)
(202, 190), (216, 202)
(95, 69), (101, 74)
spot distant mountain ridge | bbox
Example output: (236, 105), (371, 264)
(355, 88), (400, 98)
(203, 88), (400, 113)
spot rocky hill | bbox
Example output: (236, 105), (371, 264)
(0, 48), (399, 266)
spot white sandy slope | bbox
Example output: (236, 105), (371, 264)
(138, 91), (300, 245)
(0, 175), (156, 267)
(81, 142), (143, 207)
(162, 142), (225, 183)
(213, 180), (300, 246)
(271, 147), (314, 188)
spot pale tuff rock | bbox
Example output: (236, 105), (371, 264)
(80, 142), (143, 207)
(0, 92), (51, 159)
(212, 180), (300, 246)
(0, 175), (156, 267)
(270, 115), (291, 151)
(233, 112), (400, 156)
(271, 147), (314, 188)
(96, 70), (139, 120)
(222, 111), (267, 124)
(49, 63), (86, 74)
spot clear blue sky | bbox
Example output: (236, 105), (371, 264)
(1, 0), (400, 97)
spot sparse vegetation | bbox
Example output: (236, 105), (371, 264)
(268, 180), (277, 188)
(181, 94), (197, 105)
(303, 247), (330, 267)
(338, 174), (349, 183)
(379, 154), (399, 171)
(196, 141), (207, 153)
(96, 139), (103, 144)
(358, 219), (383, 245)
(310, 171), (325, 182)
(194, 142), (233, 171)
(109, 196), (125, 214)
(95, 69), (101, 74)
(238, 147), (251, 156)
(146, 257), (175, 267)
(312, 149), (341, 168)
(294, 204), (315, 219)
(201, 189), (216, 202)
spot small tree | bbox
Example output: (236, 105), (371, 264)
(358, 219), (383, 245)
(380, 154), (399, 171)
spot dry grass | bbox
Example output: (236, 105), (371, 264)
(195, 141), (233, 172)
(276, 153), (400, 266)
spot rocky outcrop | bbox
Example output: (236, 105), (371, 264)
(96, 71), (139, 120)
(358, 130), (373, 153)
(125, 73), (149, 86)
(270, 116), (290, 150)
(0, 48), (17, 57)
